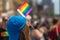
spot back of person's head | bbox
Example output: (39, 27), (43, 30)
(6, 15), (27, 40)
(52, 18), (58, 25)
(34, 22), (40, 29)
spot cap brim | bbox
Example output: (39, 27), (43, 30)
(9, 32), (20, 40)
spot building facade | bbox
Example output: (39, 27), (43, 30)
(42, 0), (54, 17)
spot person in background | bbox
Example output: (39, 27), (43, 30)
(6, 15), (31, 40)
(58, 19), (60, 26)
(0, 17), (2, 35)
(0, 15), (9, 40)
(49, 18), (60, 40)
(26, 15), (34, 30)
(40, 23), (49, 40)
(32, 22), (44, 40)
(0, 17), (2, 28)
(26, 15), (34, 40)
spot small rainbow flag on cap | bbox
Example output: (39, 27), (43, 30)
(17, 1), (32, 17)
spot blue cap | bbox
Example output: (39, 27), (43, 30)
(6, 15), (27, 40)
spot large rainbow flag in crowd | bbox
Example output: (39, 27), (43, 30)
(17, 1), (32, 17)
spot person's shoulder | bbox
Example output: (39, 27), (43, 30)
(50, 25), (57, 31)
(33, 29), (38, 31)
(32, 29), (42, 35)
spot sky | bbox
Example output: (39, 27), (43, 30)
(52, 0), (59, 15)
(37, 0), (59, 15)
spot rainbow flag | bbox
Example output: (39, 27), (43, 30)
(17, 1), (32, 17)
(1, 32), (9, 37)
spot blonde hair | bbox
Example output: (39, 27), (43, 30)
(20, 25), (31, 40)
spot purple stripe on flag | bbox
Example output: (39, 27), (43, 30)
(25, 8), (32, 16)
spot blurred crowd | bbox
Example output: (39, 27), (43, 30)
(0, 0), (60, 40)
(0, 14), (60, 40)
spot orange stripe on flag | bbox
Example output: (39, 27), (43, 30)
(18, 2), (29, 12)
